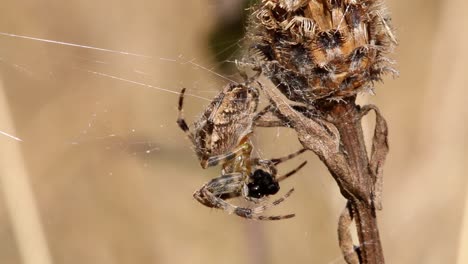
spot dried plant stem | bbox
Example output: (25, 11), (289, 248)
(350, 200), (383, 263)
(259, 82), (388, 263)
(326, 100), (384, 264)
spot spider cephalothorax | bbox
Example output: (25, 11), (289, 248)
(247, 0), (397, 104)
(177, 82), (306, 220)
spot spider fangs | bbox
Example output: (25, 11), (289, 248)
(177, 82), (307, 220)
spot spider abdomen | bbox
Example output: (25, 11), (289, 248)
(193, 83), (259, 160)
(248, 169), (280, 199)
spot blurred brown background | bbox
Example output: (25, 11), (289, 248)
(0, 0), (467, 263)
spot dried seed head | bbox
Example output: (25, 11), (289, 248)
(246, 0), (397, 103)
(277, 0), (310, 11)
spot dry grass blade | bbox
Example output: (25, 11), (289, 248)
(0, 76), (53, 264)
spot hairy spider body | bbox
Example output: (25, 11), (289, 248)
(178, 83), (259, 169)
(177, 83), (306, 220)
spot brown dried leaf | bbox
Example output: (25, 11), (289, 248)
(359, 105), (389, 210)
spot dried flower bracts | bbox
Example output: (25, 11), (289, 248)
(247, 0), (397, 103)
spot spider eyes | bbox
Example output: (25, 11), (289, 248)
(247, 169), (280, 199)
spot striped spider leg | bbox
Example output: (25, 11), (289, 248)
(193, 149), (307, 220)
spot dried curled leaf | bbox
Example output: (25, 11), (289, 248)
(359, 105), (389, 210)
(338, 202), (360, 264)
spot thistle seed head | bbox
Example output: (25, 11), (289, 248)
(277, 0), (310, 11)
(247, 0), (397, 103)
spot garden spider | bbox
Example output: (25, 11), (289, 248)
(177, 81), (307, 220)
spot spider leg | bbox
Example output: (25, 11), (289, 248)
(194, 173), (296, 220)
(234, 188), (296, 220)
(193, 173), (244, 208)
(254, 105), (291, 128)
(176, 88), (193, 141)
(249, 148), (306, 178)
(202, 141), (252, 168)
(270, 148), (307, 165)
(195, 175), (296, 220)
(276, 161), (307, 182)
(255, 103), (320, 128)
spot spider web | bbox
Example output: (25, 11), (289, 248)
(3, 2), (455, 264)
(0, 1), (373, 264)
